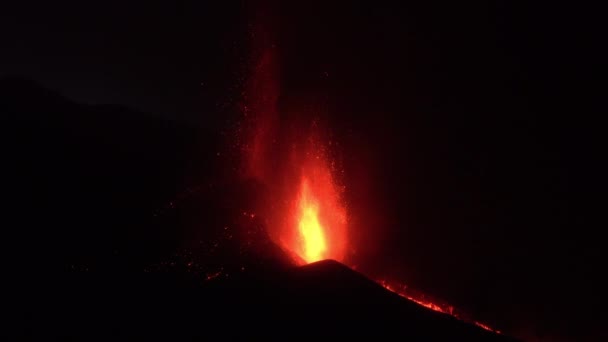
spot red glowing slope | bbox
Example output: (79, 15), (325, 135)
(279, 259), (514, 340)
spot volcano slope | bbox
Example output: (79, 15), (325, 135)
(17, 259), (516, 340)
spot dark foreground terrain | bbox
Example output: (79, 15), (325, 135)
(16, 259), (514, 340)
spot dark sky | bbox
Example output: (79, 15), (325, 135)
(0, 2), (600, 123)
(2, 1), (605, 340)
(1, 1), (246, 122)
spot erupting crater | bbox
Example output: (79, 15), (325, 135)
(235, 8), (502, 336)
(288, 155), (348, 264)
(296, 178), (327, 263)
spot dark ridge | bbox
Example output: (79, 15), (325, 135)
(296, 259), (382, 292)
(0, 75), (67, 99)
(1, 78), (216, 276)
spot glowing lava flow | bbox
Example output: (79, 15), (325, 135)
(380, 281), (454, 315)
(380, 280), (501, 334)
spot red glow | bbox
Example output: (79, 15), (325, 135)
(239, 8), (501, 337)
(475, 322), (501, 334)
(380, 280), (500, 334)
(286, 148), (348, 264)
(240, 15), (347, 265)
(380, 280), (454, 315)
(244, 120), (349, 265)
(296, 179), (327, 262)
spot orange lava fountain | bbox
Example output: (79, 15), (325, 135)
(239, 6), (500, 336)
(243, 119), (349, 265)
(241, 13), (347, 265)
(296, 179), (327, 262)
(288, 154), (348, 264)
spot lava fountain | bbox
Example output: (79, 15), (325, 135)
(235, 5), (501, 335)
(297, 178), (327, 262)
(243, 121), (349, 265)
(240, 10), (347, 265)
(286, 145), (348, 264)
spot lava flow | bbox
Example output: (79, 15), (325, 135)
(380, 280), (501, 334)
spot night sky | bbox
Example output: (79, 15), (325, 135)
(1, 1), (246, 122)
(2, 1), (604, 341)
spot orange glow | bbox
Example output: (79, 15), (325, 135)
(283, 145), (348, 264)
(380, 280), (500, 334)
(239, 12), (348, 265)
(296, 179), (327, 262)
(380, 280), (453, 315)
(475, 322), (501, 334)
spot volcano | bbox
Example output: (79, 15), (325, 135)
(2, 78), (519, 340)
